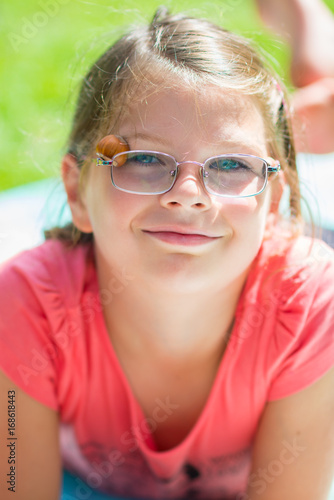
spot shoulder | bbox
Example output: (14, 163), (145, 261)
(235, 234), (334, 365)
(251, 235), (334, 329)
(0, 240), (97, 409)
(245, 235), (334, 399)
(249, 234), (334, 305)
(0, 239), (95, 308)
(0, 239), (97, 343)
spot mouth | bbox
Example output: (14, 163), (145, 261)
(142, 229), (221, 246)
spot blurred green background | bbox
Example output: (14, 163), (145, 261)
(1, 0), (334, 192)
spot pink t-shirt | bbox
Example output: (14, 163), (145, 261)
(0, 236), (334, 499)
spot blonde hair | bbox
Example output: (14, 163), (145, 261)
(46, 7), (301, 245)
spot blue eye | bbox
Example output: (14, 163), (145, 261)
(209, 158), (251, 171)
(132, 154), (161, 165)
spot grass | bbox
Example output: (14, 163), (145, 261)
(1, 0), (334, 192)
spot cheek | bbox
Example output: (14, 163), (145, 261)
(218, 194), (270, 233)
(85, 177), (150, 238)
(219, 196), (271, 273)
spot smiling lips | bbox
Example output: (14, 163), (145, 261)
(143, 229), (221, 246)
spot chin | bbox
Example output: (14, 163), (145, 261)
(144, 255), (224, 294)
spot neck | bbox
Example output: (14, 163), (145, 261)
(96, 260), (248, 365)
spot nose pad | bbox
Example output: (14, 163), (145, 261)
(203, 168), (209, 179)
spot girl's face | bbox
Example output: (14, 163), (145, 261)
(79, 87), (280, 294)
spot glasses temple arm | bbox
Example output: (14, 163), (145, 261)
(267, 161), (281, 173)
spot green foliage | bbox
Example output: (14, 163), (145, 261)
(1, 0), (333, 191)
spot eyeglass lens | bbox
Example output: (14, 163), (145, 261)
(111, 152), (267, 196)
(203, 155), (266, 197)
(112, 152), (176, 194)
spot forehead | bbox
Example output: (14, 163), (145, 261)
(118, 85), (268, 154)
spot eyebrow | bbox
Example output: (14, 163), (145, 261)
(123, 132), (267, 157)
(123, 132), (172, 148)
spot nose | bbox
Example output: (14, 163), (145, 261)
(159, 161), (212, 211)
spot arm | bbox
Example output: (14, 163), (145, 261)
(0, 369), (61, 500)
(246, 365), (334, 499)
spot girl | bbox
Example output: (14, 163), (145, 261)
(1, 7), (334, 500)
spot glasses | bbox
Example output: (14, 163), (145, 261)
(96, 150), (280, 198)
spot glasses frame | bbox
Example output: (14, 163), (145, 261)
(96, 150), (281, 198)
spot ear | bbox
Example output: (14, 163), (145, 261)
(61, 154), (93, 233)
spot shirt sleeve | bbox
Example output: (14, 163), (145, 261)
(0, 250), (61, 410)
(267, 252), (334, 401)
